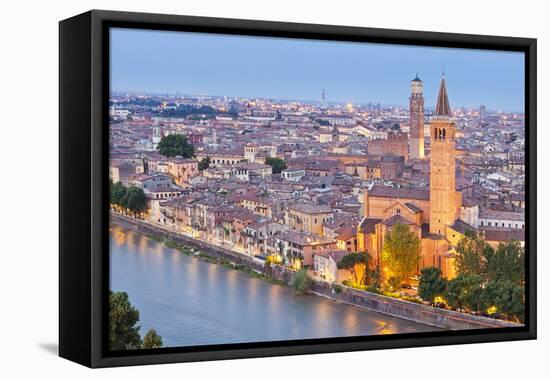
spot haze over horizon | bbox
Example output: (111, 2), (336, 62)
(110, 28), (525, 112)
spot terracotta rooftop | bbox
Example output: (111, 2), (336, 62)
(404, 202), (423, 214)
(382, 214), (414, 226)
(358, 217), (382, 234)
(449, 219), (475, 235)
(288, 202), (333, 214)
(434, 75), (451, 117)
(479, 209), (525, 221)
(368, 184), (429, 201)
(482, 227), (525, 242)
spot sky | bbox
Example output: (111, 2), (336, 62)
(110, 28), (525, 112)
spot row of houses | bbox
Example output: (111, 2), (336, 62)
(151, 189), (361, 280)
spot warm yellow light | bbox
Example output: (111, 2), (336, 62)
(434, 296), (447, 305)
(487, 305), (498, 315)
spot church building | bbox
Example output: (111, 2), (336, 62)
(358, 73), (466, 279)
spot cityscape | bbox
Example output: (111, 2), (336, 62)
(108, 30), (526, 350)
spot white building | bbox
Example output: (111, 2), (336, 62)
(281, 168), (306, 182)
(478, 209), (525, 229)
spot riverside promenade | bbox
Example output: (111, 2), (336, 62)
(110, 213), (521, 331)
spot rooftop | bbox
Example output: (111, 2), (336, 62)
(288, 202), (333, 214)
(369, 184), (429, 201)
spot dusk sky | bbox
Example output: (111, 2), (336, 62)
(111, 28), (525, 112)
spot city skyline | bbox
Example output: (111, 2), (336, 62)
(111, 28), (525, 112)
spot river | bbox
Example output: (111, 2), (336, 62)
(110, 224), (440, 347)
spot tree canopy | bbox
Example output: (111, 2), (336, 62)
(337, 252), (369, 285)
(483, 280), (524, 322)
(198, 156), (211, 171)
(381, 223), (421, 284)
(292, 269), (312, 295)
(142, 329), (163, 349)
(157, 134), (195, 158)
(449, 232), (525, 320)
(264, 157), (287, 174)
(454, 230), (491, 276)
(444, 273), (485, 313)
(109, 291), (142, 350)
(418, 267), (447, 304)
(485, 240), (525, 285)
(109, 291), (163, 350)
(110, 181), (127, 206)
(121, 186), (147, 214)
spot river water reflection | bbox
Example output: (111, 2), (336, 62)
(110, 224), (440, 347)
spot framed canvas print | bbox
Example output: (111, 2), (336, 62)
(59, 10), (537, 368)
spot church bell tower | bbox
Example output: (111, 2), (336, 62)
(429, 73), (459, 235)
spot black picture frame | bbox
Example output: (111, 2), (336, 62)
(59, 9), (537, 368)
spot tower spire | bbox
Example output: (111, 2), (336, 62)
(434, 73), (451, 117)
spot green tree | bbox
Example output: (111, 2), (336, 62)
(369, 266), (381, 289)
(461, 274), (486, 313)
(109, 291), (142, 350)
(142, 329), (163, 349)
(264, 157), (287, 174)
(157, 134), (195, 158)
(418, 267), (447, 304)
(454, 230), (492, 276)
(485, 240), (525, 285)
(110, 181), (127, 206)
(337, 252), (370, 285)
(292, 269), (312, 295)
(483, 280), (524, 322)
(444, 274), (467, 312)
(381, 223), (420, 284)
(444, 273), (484, 313)
(121, 186), (147, 215)
(198, 156), (211, 171)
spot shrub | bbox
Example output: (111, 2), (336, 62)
(292, 269), (312, 295)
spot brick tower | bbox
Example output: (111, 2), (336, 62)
(429, 73), (459, 235)
(409, 74), (425, 159)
